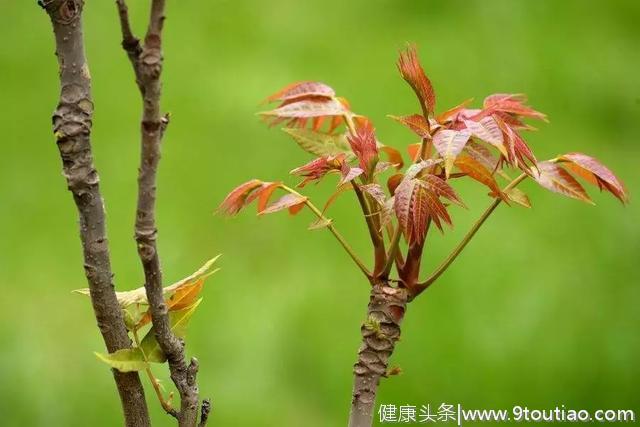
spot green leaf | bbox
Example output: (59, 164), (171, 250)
(94, 349), (147, 372)
(308, 217), (332, 230)
(505, 188), (531, 208)
(140, 298), (203, 363)
(282, 128), (351, 157)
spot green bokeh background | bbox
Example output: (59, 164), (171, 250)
(1, 0), (638, 425)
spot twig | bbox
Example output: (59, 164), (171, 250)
(114, 0), (201, 425)
(133, 328), (177, 417)
(280, 185), (372, 279)
(40, 1), (150, 425)
(415, 173), (528, 294)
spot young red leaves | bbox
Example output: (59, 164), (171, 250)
(347, 121), (379, 178)
(532, 153), (628, 204)
(218, 180), (306, 216)
(398, 45), (436, 117)
(432, 129), (471, 178)
(533, 162), (593, 204)
(260, 81), (350, 132)
(265, 81), (335, 103)
(559, 153), (628, 203)
(394, 160), (463, 242)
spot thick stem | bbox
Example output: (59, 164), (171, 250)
(349, 284), (408, 427)
(41, 1), (150, 425)
(115, 0), (202, 424)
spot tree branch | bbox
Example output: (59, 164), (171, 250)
(40, 1), (150, 425)
(115, 0), (202, 424)
(415, 173), (529, 295)
(280, 185), (372, 279)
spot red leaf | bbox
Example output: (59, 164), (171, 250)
(463, 117), (503, 146)
(218, 179), (264, 215)
(422, 174), (465, 208)
(397, 45), (436, 115)
(261, 98), (347, 120)
(495, 115), (537, 170)
(436, 98), (473, 123)
(404, 158), (443, 180)
(265, 81), (335, 103)
(290, 155), (344, 187)
(347, 121), (379, 176)
(533, 161), (593, 204)
(463, 140), (501, 174)
(360, 183), (387, 206)
(432, 129), (471, 177)
(483, 93), (547, 121)
(260, 193), (308, 215)
(388, 114), (431, 139)
(559, 153), (628, 203)
(339, 164), (364, 185)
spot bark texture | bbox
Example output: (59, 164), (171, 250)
(116, 0), (202, 424)
(41, 1), (150, 426)
(349, 284), (408, 427)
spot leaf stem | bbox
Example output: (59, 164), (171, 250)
(132, 328), (177, 417)
(415, 173), (528, 294)
(380, 225), (402, 279)
(280, 185), (372, 279)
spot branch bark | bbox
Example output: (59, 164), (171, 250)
(349, 284), (408, 427)
(115, 0), (203, 424)
(40, 1), (150, 426)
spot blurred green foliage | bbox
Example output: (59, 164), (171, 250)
(1, 0), (638, 425)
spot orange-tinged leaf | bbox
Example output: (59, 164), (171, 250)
(288, 202), (306, 215)
(559, 152), (628, 203)
(260, 193), (308, 214)
(533, 161), (593, 204)
(136, 279), (205, 329)
(387, 173), (404, 196)
(265, 81), (335, 103)
(432, 129), (471, 178)
(388, 114), (431, 139)
(378, 145), (404, 169)
(407, 143), (421, 162)
(455, 155), (502, 197)
(397, 45), (436, 115)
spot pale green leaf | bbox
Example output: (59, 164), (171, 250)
(94, 349), (147, 372)
(282, 128), (351, 157)
(73, 256), (220, 308)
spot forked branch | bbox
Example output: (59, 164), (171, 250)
(415, 173), (529, 294)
